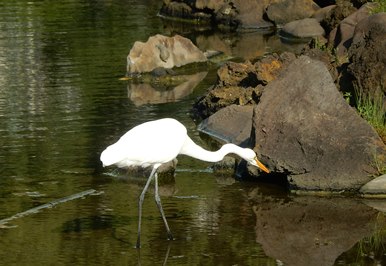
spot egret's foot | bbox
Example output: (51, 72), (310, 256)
(136, 236), (141, 249)
(167, 232), (174, 241)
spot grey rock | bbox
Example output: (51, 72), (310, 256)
(360, 174), (386, 196)
(312, 5), (336, 22)
(281, 18), (325, 40)
(266, 0), (320, 26)
(198, 104), (254, 146)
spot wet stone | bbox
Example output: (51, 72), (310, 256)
(280, 18), (325, 41)
(360, 174), (386, 197)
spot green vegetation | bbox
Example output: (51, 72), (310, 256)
(372, 151), (386, 175)
(311, 37), (327, 51)
(343, 92), (352, 104)
(335, 213), (386, 263)
(311, 37), (348, 66)
(371, 0), (386, 13)
(354, 89), (386, 175)
(356, 213), (386, 261)
(354, 88), (386, 144)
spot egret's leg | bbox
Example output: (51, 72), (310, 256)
(136, 166), (157, 249)
(154, 173), (173, 240)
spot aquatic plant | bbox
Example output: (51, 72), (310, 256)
(356, 213), (386, 261)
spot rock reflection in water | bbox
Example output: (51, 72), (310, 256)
(248, 188), (383, 266)
(127, 72), (207, 106)
(161, 20), (304, 61)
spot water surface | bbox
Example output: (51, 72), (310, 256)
(1, 1), (386, 265)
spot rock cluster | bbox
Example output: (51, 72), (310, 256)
(197, 55), (385, 191)
(160, 0), (320, 32)
(189, 1), (386, 192)
(193, 52), (296, 118)
(124, 0), (386, 192)
(159, 0), (333, 40)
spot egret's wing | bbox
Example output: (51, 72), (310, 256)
(101, 118), (188, 168)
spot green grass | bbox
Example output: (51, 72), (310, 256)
(372, 151), (386, 175)
(371, 0), (386, 13)
(354, 89), (386, 176)
(355, 213), (386, 261)
(355, 89), (386, 143)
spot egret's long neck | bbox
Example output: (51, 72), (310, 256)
(179, 137), (246, 162)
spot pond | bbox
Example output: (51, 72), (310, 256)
(0, 0), (386, 265)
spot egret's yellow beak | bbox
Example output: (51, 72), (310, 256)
(255, 158), (270, 173)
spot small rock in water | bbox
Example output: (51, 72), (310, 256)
(127, 34), (207, 74)
(280, 18), (325, 41)
(360, 174), (386, 197)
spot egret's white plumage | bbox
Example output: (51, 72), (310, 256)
(101, 118), (187, 168)
(100, 118), (269, 248)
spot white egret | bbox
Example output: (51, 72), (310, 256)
(100, 118), (269, 248)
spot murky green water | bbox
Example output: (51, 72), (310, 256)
(1, 1), (386, 265)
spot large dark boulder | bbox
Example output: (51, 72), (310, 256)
(252, 55), (386, 191)
(348, 12), (386, 99)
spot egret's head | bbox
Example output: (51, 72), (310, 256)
(100, 144), (120, 167)
(244, 148), (270, 173)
